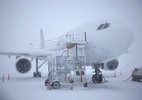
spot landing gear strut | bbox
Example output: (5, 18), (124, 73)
(33, 58), (47, 77)
(92, 64), (103, 83)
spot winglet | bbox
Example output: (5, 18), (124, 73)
(40, 28), (45, 49)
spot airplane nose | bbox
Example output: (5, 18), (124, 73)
(107, 20), (134, 49)
(118, 27), (134, 48)
(110, 26), (134, 58)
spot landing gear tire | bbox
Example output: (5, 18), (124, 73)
(33, 72), (41, 77)
(98, 74), (103, 83)
(92, 74), (103, 83)
(52, 81), (60, 89)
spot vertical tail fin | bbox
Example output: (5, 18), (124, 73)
(40, 28), (45, 49)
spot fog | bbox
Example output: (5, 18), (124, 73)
(0, 0), (142, 77)
(0, 1), (142, 100)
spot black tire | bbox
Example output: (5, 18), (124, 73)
(52, 81), (60, 89)
(92, 74), (96, 83)
(137, 77), (140, 81)
(137, 78), (140, 81)
(33, 72), (36, 77)
(38, 72), (41, 77)
(92, 74), (103, 83)
(45, 79), (50, 86)
(84, 82), (88, 87)
(98, 74), (103, 83)
(132, 76), (136, 81)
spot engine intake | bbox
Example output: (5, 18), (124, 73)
(16, 58), (31, 74)
(101, 59), (118, 70)
(107, 59), (118, 70)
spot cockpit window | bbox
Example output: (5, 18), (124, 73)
(103, 23), (109, 29)
(97, 23), (110, 31)
(97, 24), (104, 30)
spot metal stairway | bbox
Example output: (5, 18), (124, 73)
(30, 31), (88, 87)
(47, 31), (87, 84)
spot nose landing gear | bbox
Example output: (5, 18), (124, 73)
(92, 73), (103, 83)
(91, 64), (106, 83)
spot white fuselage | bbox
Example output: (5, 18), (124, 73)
(54, 19), (134, 66)
(0, 19), (134, 75)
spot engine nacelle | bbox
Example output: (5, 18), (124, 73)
(101, 59), (118, 71)
(15, 58), (31, 74)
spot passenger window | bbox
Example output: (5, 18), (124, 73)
(97, 24), (104, 30)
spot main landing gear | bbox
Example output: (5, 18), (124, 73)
(33, 58), (47, 77)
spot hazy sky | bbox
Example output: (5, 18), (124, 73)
(0, 0), (142, 77)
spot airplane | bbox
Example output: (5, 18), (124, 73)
(0, 19), (134, 88)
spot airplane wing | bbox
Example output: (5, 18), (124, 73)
(0, 51), (54, 59)
(0, 51), (55, 76)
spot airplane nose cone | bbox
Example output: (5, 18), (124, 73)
(118, 27), (134, 49)
(108, 20), (134, 48)
(109, 26), (134, 59)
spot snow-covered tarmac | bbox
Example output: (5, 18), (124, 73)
(0, 74), (142, 100)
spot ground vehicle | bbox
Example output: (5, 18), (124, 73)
(132, 67), (142, 81)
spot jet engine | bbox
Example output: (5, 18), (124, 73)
(15, 58), (31, 74)
(101, 59), (118, 70)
